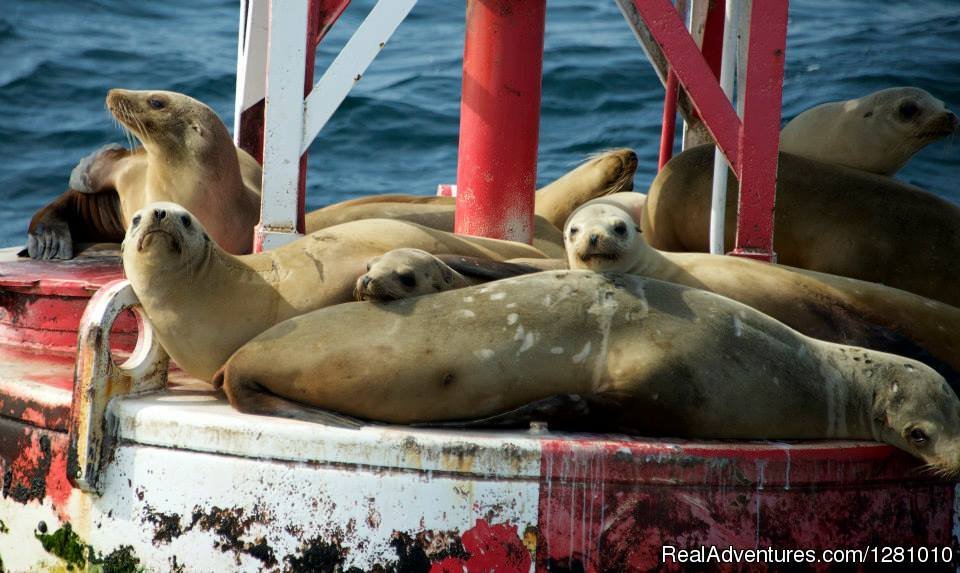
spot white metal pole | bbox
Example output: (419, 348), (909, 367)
(233, 0), (249, 142)
(708, 0), (739, 255)
(258, 0), (309, 249)
(301, 0), (417, 154)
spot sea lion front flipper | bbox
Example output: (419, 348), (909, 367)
(24, 189), (125, 260)
(26, 218), (73, 260)
(68, 143), (134, 195)
(435, 254), (543, 282)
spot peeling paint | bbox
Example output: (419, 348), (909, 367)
(187, 505), (277, 568)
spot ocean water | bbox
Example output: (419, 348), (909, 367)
(0, 0), (957, 248)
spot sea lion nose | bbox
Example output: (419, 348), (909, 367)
(361, 276), (372, 289)
(589, 233), (599, 247)
(948, 112), (959, 129)
(155, 209), (166, 222)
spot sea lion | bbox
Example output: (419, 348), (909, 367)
(306, 203), (567, 258)
(566, 201), (960, 382)
(354, 248), (543, 301)
(214, 270), (960, 473)
(122, 202), (545, 381)
(26, 89), (262, 259)
(642, 144), (960, 306)
(781, 87), (958, 175)
(308, 148), (639, 233)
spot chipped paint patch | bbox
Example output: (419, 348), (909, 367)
(489, 292), (506, 301)
(474, 349), (495, 361)
(506, 313), (519, 325)
(572, 342), (592, 364)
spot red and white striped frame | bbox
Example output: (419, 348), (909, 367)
(233, 0), (415, 252)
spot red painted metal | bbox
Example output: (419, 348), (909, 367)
(537, 436), (954, 572)
(658, 70), (679, 169)
(631, 0), (741, 173)
(454, 0), (546, 244)
(700, 0), (725, 78)
(0, 254), (136, 354)
(0, 416), (73, 520)
(430, 520), (531, 573)
(729, 1), (788, 263)
(633, 0), (787, 263)
(436, 183), (457, 198)
(238, 0), (351, 236)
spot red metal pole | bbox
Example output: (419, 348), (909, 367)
(658, 71), (679, 170)
(632, 0), (741, 173)
(700, 0), (725, 78)
(455, 0), (546, 244)
(730, 0), (788, 263)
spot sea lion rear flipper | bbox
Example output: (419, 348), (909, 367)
(435, 254), (543, 282)
(214, 368), (364, 429)
(69, 143), (134, 195)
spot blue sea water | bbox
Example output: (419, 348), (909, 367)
(0, 0), (957, 248)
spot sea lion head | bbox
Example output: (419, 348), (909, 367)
(858, 87), (957, 148)
(355, 248), (457, 301)
(564, 202), (645, 272)
(106, 89), (231, 159)
(871, 361), (960, 477)
(122, 202), (212, 272)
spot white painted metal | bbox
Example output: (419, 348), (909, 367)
(71, 279), (169, 493)
(708, 0), (740, 256)
(257, 0), (310, 249)
(301, 0), (418, 154)
(233, 0), (268, 143)
(1, 387), (542, 571)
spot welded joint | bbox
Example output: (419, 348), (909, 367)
(68, 279), (169, 494)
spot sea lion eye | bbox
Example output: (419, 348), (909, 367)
(397, 271), (417, 288)
(147, 97), (166, 110)
(569, 226), (579, 237)
(613, 221), (628, 236)
(180, 215), (191, 228)
(898, 101), (920, 120)
(131, 214), (141, 227)
(909, 427), (928, 445)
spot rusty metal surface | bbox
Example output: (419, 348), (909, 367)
(0, 345), (74, 431)
(69, 279), (169, 493)
(537, 437), (955, 572)
(0, 386), (956, 571)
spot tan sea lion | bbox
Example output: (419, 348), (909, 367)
(214, 270), (960, 473)
(642, 144), (960, 307)
(781, 87), (958, 175)
(26, 89), (262, 259)
(308, 148), (639, 233)
(354, 248), (543, 301)
(306, 203), (567, 258)
(122, 202), (545, 381)
(567, 201), (960, 383)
